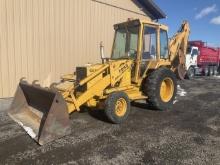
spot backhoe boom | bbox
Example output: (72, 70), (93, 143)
(169, 21), (190, 79)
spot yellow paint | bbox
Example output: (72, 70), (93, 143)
(169, 21), (190, 69)
(79, 64), (109, 87)
(124, 87), (148, 100)
(115, 98), (127, 117)
(104, 86), (134, 94)
(109, 60), (132, 86)
(86, 98), (98, 107)
(160, 77), (174, 102)
(133, 22), (144, 83)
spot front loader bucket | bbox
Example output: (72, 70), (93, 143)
(8, 81), (71, 145)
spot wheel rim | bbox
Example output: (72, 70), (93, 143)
(115, 98), (127, 117)
(160, 77), (174, 102)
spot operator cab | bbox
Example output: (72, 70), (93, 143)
(111, 19), (169, 61)
(111, 19), (169, 80)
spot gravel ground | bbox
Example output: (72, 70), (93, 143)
(0, 98), (13, 112)
(0, 77), (219, 165)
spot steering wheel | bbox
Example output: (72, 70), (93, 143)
(128, 49), (137, 58)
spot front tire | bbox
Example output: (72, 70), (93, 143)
(104, 92), (130, 124)
(144, 67), (177, 110)
(186, 67), (195, 79)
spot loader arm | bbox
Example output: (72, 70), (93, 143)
(168, 21), (190, 79)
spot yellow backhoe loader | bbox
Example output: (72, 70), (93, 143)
(8, 19), (190, 145)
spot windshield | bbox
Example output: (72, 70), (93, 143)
(111, 25), (139, 59)
(187, 47), (191, 54)
(192, 49), (198, 56)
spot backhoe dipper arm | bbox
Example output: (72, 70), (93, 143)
(168, 21), (190, 70)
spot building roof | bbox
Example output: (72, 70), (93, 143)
(137, 0), (166, 20)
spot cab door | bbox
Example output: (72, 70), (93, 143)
(159, 29), (169, 59)
(139, 25), (158, 77)
(191, 47), (198, 66)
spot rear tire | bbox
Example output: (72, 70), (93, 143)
(104, 92), (130, 124)
(204, 66), (209, 76)
(213, 66), (218, 76)
(144, 67), (177, 111)
(209, 66), (214, 76)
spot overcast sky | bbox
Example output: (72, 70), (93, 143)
(155, 0), (220, 47)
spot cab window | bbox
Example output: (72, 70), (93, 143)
(192, 49), (198, 56)
(112, 26), (139, 59)
(187, 47), (191, 54)
(142, 27), (157, 60)
(160, 30), (168, 59)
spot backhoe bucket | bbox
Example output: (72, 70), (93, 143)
(8, 82), (71, 145)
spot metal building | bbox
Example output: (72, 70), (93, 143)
(0, 0), (165, 98)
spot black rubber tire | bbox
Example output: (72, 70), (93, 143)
(213, 66), (218, 76)
(209, 66), (214, 76)
(186, 67), (195, 79)
(144, 67), (177, 111)
(104, 92), (130, 124)
(204, 66), (209, 76)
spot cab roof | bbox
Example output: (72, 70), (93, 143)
(114, 19), (168, 31)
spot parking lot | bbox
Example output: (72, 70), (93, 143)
(0, 77), (220, 165)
